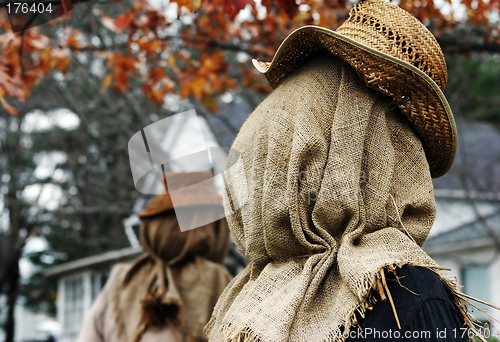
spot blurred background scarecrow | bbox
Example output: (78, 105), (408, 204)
(78, 172), (232, 342)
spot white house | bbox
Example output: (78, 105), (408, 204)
(426, 120), (500, 330)
(0, 296), (60, 342)
(425, 189), (500, 327)
(44, 247), (142, 341)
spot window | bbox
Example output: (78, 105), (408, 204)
(91, 269), (109, 302)
(462, 265), (490, 319)
(63, 275), (85, 338)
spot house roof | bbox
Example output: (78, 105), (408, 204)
(44, 246), (143, 277)
(205, 99), (253, 147)
(433, 121), (500, 191)
(424, 211), (500, 254)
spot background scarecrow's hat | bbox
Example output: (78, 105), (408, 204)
(139, 171), (222, 218)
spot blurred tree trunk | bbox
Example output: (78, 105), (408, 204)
(0, 111), (27, 342)
(5, 249), (20, 342)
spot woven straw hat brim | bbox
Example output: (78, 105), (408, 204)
(252, 26), (457, 178)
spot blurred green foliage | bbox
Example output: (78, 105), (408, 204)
(445, 54), (500, 126)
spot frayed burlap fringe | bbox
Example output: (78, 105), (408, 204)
(210, 263), (482, 342)
(131, 294), (184, 342)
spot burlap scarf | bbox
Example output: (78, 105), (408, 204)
(113, 208), (232, 342)
(206, 54), (472, 342)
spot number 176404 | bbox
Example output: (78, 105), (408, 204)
(6, 2), (53, 13)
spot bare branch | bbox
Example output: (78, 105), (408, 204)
(58, 35), (258, 55)
(60, 206), (132, 214)
(439, 38), (500, 54)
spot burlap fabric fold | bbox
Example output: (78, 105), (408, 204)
(206, 54), (471, 342)
(113, 208), (232, 342)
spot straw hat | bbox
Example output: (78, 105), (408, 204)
(139, 171), (222, 218)
(252, 0), (457, 178)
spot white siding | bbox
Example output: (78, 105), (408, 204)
(429, 247), (500, 333)
(59, 271), (91, 342)
(489, 257), (500, 327)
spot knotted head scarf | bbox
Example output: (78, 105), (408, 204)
(206, 54), (472, 342)
(113, 206), (232, 342)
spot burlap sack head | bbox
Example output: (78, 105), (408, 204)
(140, 206), (229, 265)
(113, 209), (232, 342)
(206, 53), (469, 342)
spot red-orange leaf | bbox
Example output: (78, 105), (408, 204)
(101, 16), (119, 32)
(115, 12), (134, 31)
(0, 90), (19, 115)
(232, 0), (254, 11)
(172, 0), (194, 11)
(180, 78), (192, 98)
(200, 51), (227, 73)
(66, 35), (81, 49)
(136, 40), (163, 54)
(191, 76), (207, 99)
(222, 0), (254, 19)
(202, 94), (218, 112)
(103, 74), (112, 89)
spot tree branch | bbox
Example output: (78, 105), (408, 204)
(60, 206), (133, 214)
(58, 35), (258, 55)
(438, 38), (500, 54)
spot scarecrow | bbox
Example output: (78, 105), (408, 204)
(78, 172), (232, 342)
(206, 0), (495, 341)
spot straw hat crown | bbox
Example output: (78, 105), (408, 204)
(336, 0), (447, 90)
